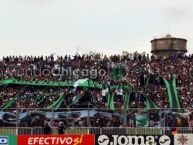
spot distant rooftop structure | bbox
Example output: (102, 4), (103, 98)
(165, 34), (172, 38)
(151, 34), (187, 57)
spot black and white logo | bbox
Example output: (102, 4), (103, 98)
(98, 135), (110, 145)
(159, 135), (171, 145)
(96, 135), (173, 145)
(0, 136), (8, 145)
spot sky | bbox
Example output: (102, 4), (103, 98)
(0, 0), (193, 57)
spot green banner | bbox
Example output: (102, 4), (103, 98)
(163, 76), (181, 110)
(111, 65), (124, 80)
(47, 93), (64, 109)
(0, 78), (102, 89)
(69, 94), (82, 107)
(107, 93), (115, 111)
(124, 93), (130, 111)
(146, 96), (159, 111)
(1, 96), (17, 110)
(0, 135), (17, 145)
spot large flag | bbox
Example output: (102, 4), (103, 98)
(136, 114), (148, 127)
(163, 76), (181, 110)
(73, 78), (102, 89)
(47, 92), (64, 109)
(69, 94), (82, 107)
(107, 93), (115, 111)
(73, 79), (88, 88)
(111, 64), (124, 80)
(0, 78), (103, 89)
(1, 96), (17, 110)
(124, 93), (130, 111)
(146, 96), (159, 111)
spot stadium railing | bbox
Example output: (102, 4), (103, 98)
(0, 108), (193, 135)
(1, 127), (193, 135)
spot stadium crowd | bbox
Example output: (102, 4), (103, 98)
(0, 52), (193, 127)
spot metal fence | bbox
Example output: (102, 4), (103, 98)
(1, 127), (193, 135)
(1, 108), (193, 135)
(1, 108), (193, 127)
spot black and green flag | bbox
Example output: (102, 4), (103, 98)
(111, 64), (124, 80)
(1, 96), (17, 110)
(107, 93), (115, 111)
(124, 93), (130, 111)
(47, 92), (64, 109)
(163, 76), (181, 110)
(146, 96), (159, 111)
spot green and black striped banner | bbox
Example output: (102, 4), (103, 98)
(124, 93), (130, 111)
(107, 93), (115, 111)
(111, 65), (124, 80)
(146, 96), (159, 111)
(163, 76), (181, 110)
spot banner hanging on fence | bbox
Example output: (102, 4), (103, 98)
(95, 134), (174, 145)
(174, 134), (193, 145)
(18, 135), (94, 145)
(0, 135), (17, 145)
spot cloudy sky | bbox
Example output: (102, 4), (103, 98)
(0, 0), (193, 57)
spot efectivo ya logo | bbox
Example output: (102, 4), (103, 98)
(0, 136), (8, 145)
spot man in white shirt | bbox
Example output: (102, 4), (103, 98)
(102, 88), (108, 102)
(115, 87), (123, 102)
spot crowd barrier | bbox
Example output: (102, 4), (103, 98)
(1, 108), (193, 128)
(1, 127), (193, 135)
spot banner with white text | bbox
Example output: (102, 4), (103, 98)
(17, 135), (94, 145)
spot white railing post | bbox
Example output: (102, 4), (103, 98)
(16, 127), (18, 135)
(100, 127), (102, 134)
(31, 127), (33, 135)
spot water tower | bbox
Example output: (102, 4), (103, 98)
(151, 34), (187, 56)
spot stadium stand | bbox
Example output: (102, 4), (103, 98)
(0, 52), (193, 134)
